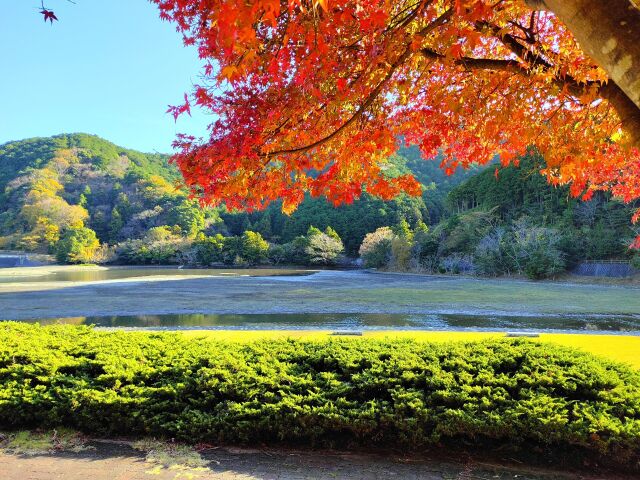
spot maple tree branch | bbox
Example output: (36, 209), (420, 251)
(484, 23), (553, 70)
(477, 22), (590, 94)
(384, 0), (423, 33)
(419, 48), (522, 72)
(419, 41), (586, 100)
(479, 20), (640, 143)
(262, 8), (452, 158)
(261, 54), (405, 157)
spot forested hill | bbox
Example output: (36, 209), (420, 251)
(0, 133), (178, 193)
(0, 134), (476, 256)
(0, 133), (192, 251)
(225, 145), (480, 254)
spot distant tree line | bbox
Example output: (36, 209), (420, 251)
(360, 152), (640, 279)
(114, 224), (345, 267)
(1, 135), (638, 276)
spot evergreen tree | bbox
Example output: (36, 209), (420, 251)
(55, 226), (100, 264)
(108, 207), (124, 242)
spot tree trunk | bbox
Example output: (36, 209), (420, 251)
(528, 0), (640, 145)
(599, 81), (640, 146)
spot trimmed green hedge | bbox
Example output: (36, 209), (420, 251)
(1, 323), (639, 466)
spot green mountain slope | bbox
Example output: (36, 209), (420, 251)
(0, 134), (201, 251)
(0, 133), (177, 191)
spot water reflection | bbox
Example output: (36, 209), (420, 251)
(18, 312), (640, 334)
(0, 267), (314, 283)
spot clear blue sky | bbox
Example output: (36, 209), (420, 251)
(0, 0), (211, 153)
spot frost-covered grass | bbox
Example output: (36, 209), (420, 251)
(1, 268), (640, 319)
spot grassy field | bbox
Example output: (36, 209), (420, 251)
(181, 330), (640, 369)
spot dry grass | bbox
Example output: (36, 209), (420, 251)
(0, 429), (91, 455)
(132, 438), (211, 476)
(3, 267), (640, 318)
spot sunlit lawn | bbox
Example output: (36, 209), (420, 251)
(181, 330), (640, 369)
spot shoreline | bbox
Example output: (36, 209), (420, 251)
(1, 263), (639, 287)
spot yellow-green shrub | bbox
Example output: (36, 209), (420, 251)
(0, 323), (638, 469)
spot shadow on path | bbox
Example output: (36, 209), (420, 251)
(0, 440), (634, 480)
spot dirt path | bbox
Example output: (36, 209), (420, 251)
(0, 441), (622, 480)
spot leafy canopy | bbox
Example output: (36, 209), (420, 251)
(153, 0), (640, 245)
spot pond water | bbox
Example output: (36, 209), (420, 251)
(3, 267), (640, 334)
(21, 312), (640, 334)
(0, 267), (314, 283)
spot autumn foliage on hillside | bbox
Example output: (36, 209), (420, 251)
(152, 0), (640, 246)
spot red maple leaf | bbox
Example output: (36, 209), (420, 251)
(40, 9), (58, 24)
(149, 0), (640, 240)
